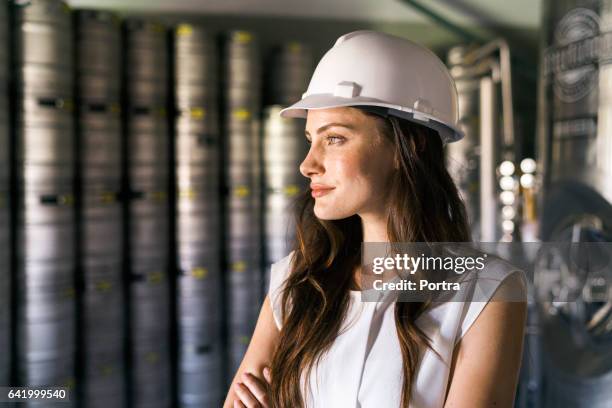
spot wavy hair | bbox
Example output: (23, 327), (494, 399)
(269, 113), (471, 407)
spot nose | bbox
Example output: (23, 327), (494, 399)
(299, 145), (324, 178)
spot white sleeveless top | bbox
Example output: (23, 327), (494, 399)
(268, 251), (524, 408)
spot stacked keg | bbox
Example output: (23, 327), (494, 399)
(265, 42), (313, 106)
(75, 10), (125, 407)
(124, 19), (171, 407)
(223, 30), (263, 373)
(13, 0), (76, 396)
(262, 107), (308, 266)
(0, 0), (10, 387)
(173, 23), (223, 407)
(263, 42), (312, 270)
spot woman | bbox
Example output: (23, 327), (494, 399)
(224, 31), (527, 408)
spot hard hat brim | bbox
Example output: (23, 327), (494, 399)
(279, 94), (464, 144)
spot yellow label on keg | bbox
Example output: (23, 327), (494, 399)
(148, 272), (164, 284)
(192, 267), (208, 279)
(234, 185), (250, 197)
(64, 287), (76, 298)
(190, 107), (206, 119)
(64, 378), (75, 389)
(152, 23), (165, 34)
(179, 188), (197, 199)
(59, 194), (74, 206)
(232, 261), (247, 272)
(232, 108), (251, 120)
(177, 24), (193, 36)
(283, 185), (299, 197)
(288, 42), (301, 53)
(100, 365), (114, 376)
(239, 335), (250, 345)
(100, 192), (115, 203)
(62, 3), (70, 13)
(63, 99), (75, 112)
(146, 352), (159, 364)
(111, 103), (121, 114)
(96, 280), (112, 292)
(152, 191), (167, 201)
(236, 31), (252, 43)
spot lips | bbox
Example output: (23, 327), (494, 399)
(310, 184), (335, 198)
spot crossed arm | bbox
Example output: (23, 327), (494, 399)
(224, 272), (527, 408)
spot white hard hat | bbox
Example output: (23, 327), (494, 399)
(280, 30), (463, 143)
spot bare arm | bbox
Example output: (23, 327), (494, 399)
(223, 295), (280, 408)
(444, 272), (528, 408)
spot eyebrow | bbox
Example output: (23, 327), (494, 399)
(305, 122), (355, 136)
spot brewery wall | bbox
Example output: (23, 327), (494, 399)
(1, 1), (611, 408)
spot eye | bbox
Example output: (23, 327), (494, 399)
(326, 135), (345, 145)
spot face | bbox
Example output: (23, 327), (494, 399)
(300, 107), (397, 220)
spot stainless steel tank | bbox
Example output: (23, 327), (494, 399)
(540, 1), (612, 205)
(537, 1), (612, 406)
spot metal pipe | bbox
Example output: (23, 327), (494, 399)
(462, 39), (515, 150)
(400, 0), (537, 82)
(480, 76), (497, 242)
(399, 0), (483, 43)
(399, 1), (519, 151)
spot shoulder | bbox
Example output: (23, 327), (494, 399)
(444, 260), (527, 406)
(269, 250), (296, 294)
(267, 250), (296, 330)
(455, 256), (527, 344)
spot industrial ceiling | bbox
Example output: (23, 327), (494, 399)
(67, 0), (542, 29)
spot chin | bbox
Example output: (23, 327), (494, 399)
(313, 202), (354, 220)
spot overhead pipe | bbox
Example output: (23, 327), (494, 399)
(479, 75), (498, 242)
(462, 39), (515, 151)
(400, 1), (516, 151)
(400, 0), (537, 83)
(399, 0), (484, 43)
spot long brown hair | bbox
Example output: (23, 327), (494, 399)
(269, 113), (471, 407)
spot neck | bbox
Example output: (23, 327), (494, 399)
(352, 212), (388, 291)
(360, 212), (388, 242)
